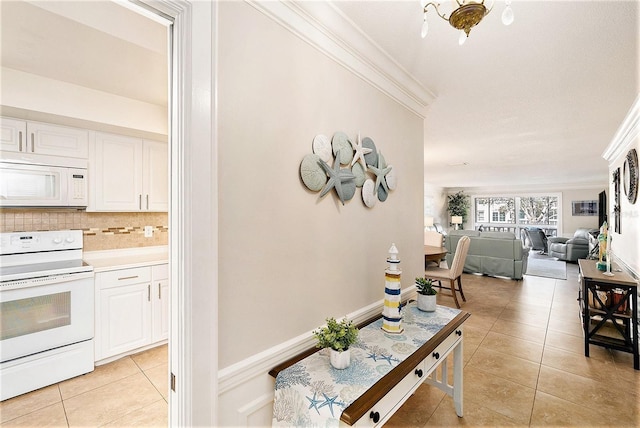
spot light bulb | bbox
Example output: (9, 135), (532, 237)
(502, 5), (514, 26)
(458, 31), (467, 45)
(421, 15), (429, 38)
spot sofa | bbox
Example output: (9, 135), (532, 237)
(444, 230), (529, 280)
(548, 228), (596, 262)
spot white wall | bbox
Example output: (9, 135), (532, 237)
(0, 67), (167, 136)
(424, 182), (447, 227)
(603, 94), (640, 277)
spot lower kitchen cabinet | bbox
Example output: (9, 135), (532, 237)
(95, 263), (169, 362)
(151, 264), (169, 343)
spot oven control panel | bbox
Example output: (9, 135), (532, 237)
(0, 230), (83, 255)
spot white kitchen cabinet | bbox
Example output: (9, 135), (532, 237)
(143, 140), (169, 212)
(151, 264), (169, 342)
(0, 117), (88, 159)
(95, 263), (169, 361)
(91, 132), (167, 212)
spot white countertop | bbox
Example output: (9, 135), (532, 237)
(84, 246), (168, 272)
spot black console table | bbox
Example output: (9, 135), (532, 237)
(578, 259), (638, 370)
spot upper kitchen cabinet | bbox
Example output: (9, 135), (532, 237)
(1, 117), (89, 159)
(90, 132), (168, 212)
(143, 140), (169, 212)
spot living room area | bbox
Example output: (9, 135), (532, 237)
(424, 190), (608, 282)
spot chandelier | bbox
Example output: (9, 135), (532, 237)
(421, 0), (514, 44)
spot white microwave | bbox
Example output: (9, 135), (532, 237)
(0, 161), (88, 208)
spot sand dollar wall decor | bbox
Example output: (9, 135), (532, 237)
(299, 132), (397, 207)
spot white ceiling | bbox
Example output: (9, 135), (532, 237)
(0, 0), (167, 106)
(334, 0), (639, 189)
(1, 0), (638, 190)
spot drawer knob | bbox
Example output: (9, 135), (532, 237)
(433, 352), (440, 360)
(370, 411), (380, 423)
(414, 368), (423, 378)
(456, 330), (462, 336)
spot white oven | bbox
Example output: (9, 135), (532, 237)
(0, 230), (95, 401)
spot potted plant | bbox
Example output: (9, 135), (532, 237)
(415, 277), (437, 312)
(313, 317), (359, 369)
(447, 191), (470, 228)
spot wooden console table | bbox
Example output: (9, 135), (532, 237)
(578, 259), (638, 370)
(270, 303), (470, 426)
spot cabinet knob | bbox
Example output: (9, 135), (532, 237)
(433, 352), (440, 360)
(456, 330), (462, 336)
(414, 368), (423, 378)
(369, 411), (380, 423)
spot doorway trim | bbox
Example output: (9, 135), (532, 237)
(130, 0), (218, 425)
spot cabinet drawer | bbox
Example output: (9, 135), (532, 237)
(97, 267), (151, 288)
(152, 263), (168, 280)
(424, 327), (463, 374)
(353, 362), (425, 427)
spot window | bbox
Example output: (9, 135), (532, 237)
(473, 194), (560, 237)
(519, 196), (558, 226)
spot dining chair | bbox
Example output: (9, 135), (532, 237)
(424, 235), (471, 308)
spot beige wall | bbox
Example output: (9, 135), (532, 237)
(217, 2), (424, 369)
(0, 209), (168, 251)
(561, 188), (606, 236)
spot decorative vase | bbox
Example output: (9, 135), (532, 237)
(417, 294), (437, 312)
(330, 348), (351, 369)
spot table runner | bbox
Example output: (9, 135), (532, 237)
(272, 303), (461, 426)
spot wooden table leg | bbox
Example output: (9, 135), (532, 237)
(453, 339), (463, 417)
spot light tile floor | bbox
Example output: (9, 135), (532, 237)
(0, 345), (168, 427)
(387, 261), (640, 427)
(2, 262), (638, 427)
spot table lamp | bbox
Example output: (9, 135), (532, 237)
(451, 216), (462, 230)
(424, 216), (434, 231)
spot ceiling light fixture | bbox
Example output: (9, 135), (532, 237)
(420, 0), (513, 43)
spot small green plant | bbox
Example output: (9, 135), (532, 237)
(313, 317), (359, 352)
(415, 277), (437, 296)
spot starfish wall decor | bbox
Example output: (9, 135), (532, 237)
(299, 131), (397, 208)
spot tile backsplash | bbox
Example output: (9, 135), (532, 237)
(0, 210), (168, 252)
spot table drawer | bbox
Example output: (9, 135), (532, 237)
(352, 361), (425, 427)
(424, 326), (463, 374)
(97, 266), (151, 288)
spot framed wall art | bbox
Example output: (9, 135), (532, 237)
(571, 200), (598, 216)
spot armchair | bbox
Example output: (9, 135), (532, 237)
(522, 227), (548, 254)
(548, 228), (594, 262)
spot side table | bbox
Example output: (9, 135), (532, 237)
(578, 259), (638, 370)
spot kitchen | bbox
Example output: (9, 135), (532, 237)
(0, 0), (172, 420)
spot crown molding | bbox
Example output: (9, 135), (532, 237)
(602, 93), (640, 162)
(442, 182), (608, 194)
(245, 0), (435, 119)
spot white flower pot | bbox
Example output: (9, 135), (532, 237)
(330, 348), (351, 369)
(417, 294), (437, 312)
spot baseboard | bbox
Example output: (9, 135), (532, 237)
(217, 287), (416, 426)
